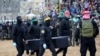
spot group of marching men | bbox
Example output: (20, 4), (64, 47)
(12, 8), (99, 56)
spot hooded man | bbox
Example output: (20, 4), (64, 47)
(56, 10), (71, 56)
(12, 16), (26, 56)
(27, 18), (40, 56)
(38, 17), (57, 56)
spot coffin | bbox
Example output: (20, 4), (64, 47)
(52, 36), (69, 48)
(25, 36), (69, 50)
(26, 39), (41, 50)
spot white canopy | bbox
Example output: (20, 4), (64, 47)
(26, 14), (36, 19)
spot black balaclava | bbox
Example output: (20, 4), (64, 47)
(44, 20), (50, 27)
(32, 21), (38, 26)
(17, 16), (22, 25)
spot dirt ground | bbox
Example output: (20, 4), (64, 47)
(0, 36), (100, 56)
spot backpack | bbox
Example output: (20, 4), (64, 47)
(81, 19), (94, 37)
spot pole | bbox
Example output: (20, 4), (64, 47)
(58, 0), (60, 12)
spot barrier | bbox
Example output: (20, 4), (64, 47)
(25, 36), (69, 50)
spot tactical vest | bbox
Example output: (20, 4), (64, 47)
(81, 19), (94, 37)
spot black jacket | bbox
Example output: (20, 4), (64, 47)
(40, 26), (52, 44)
(24, 23), (30, 40)
(28, 25), (40, 39)
(12, 24), (26, 43)
(59, 18), (71, 36)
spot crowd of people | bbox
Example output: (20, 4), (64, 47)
(12, 10), (99, 56)
(0, 21), (13, 40)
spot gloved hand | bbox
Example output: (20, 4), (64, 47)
(43, 43), (47, 49)
(49, 26), (53, 29)
(41, 30), (45, 34)
(25, 40), (28, 44)
(13, 42), (17, 47)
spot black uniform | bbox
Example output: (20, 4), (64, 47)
(2, 23), (8, 39)
(76, 19), (99, 56)
(38, 20), (57, 56)
(28, 21), (40, 56)
(12, 16), (25, 56)
(9, 22), (13, 39)
(50, 19), (57, 37)
(56, 17), (71, 56)
(0, 24), (2, 39)
(24, 22), (30, 55)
